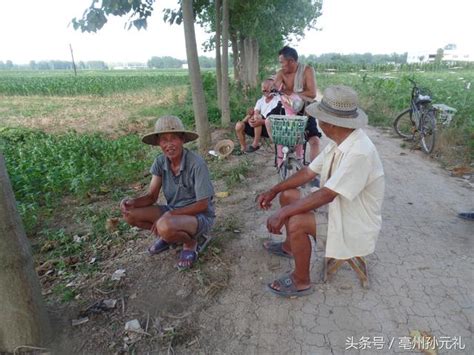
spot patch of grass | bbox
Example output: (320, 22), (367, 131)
(52, 283), (76, 303)
(209, 157), (252, 190)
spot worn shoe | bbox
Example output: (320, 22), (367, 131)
(267, 273), (314, 298)
(263, 241), (293, 258)
(176, 249), (198, 270)
(245, 145), (260, 153)
(148, 238), (171, 255)
(458, 212), (474, 221)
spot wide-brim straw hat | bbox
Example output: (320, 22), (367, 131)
(214, 139), (235, 158)
(306, 85), (368, 129)
(142, 115), (199, 145)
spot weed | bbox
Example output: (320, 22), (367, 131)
(53, 283), (76, 302)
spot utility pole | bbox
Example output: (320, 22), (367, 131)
(70, 43), (77, 76)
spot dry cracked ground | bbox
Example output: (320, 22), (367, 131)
(52, 126), (472, 354)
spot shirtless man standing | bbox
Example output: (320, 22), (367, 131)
(274, 46), (321, 161)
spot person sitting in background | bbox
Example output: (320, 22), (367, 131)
(235, 78), (282, 153)
(120, 115), (215, 270)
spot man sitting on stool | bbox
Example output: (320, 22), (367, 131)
(257, 85), (385, 297)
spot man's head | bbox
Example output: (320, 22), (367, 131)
(306, 85), (368, 136)
(142, 115), (198, 147)
(278, 46), (298, 74)
(261, 78), (275, 98)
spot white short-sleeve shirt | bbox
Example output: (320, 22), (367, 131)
(309, 129), (385, 259)
(254, 95), (280, 118)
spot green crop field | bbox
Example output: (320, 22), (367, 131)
(0, 69), (190, 96)
(0, 68), (473, 234)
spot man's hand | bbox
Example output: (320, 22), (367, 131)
(120, 197), (134, 216)
(256, 190), (277, 210)
(267, 211), (286, 235)
(249, 115), (263, 128)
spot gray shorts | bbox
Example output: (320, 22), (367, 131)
(159, 205), (215, 238)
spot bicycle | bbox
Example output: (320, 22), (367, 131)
(393, 78), (437, 154)
(268, 114), (308, 181)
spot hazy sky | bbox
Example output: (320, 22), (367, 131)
(1, 0), (473, 64)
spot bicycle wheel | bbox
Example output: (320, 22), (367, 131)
(420, 110), (436, 154)
(393, 108), (416, 140)
(278, 156), (303, 181)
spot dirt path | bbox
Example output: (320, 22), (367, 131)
(191, 126), (473, 354)
(51, 126), (472, 354)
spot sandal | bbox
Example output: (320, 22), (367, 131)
(263, 241), (293, 258)
(267, 274), (314, 298)
(176, 249), (198, 270)
(245, 145), (260, 153)
(148, 238), (170, 256)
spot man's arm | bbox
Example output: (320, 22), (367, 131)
(266, 187), (338, 234)
(121, 175), (162, 214)
(257, 166), (316, 210)
(165, 198), (209, 217)
(298, 65), (317, 101)
(274, 70), (292, 95)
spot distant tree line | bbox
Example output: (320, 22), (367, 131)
(0, 60), (108, 70)
(300, 52), (408, 65)
(147, 56), (217, 69)
(2, 53), (472, 72)
(0, 56), (217, 70)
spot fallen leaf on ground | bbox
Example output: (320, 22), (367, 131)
(450, 165), (472, 177)
(216, 191), (230, 198)
(106, 217), (120, 233)
(40, 240), (58, 253)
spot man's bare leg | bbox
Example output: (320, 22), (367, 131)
(156, 214), (199, 268)
(251, 125), (263, 149)
(235, 115), (251, 151)
(265, 119), (273, 142)
(286, 211), (316, 289)
(268, 189), (316, 291)
(122, 205), (163, 230)
(307, 135), (320, 161)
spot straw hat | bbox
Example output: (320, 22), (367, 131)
(142, 115), (199, 145)
(306, 85), (368, 129)
(214, 139), (235, 158)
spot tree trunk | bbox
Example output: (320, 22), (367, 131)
(215, 0), (222, 111)
(220, 0), (231, 126)
(251, 38), (259, 87)
(230, 31), (240, 82)
(0, 155), (51, 352)
(182, 0), (211, 151)
(239, 36), (248, 90)
(244, 37), (253, 87)
(241, 37), (259, 89)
